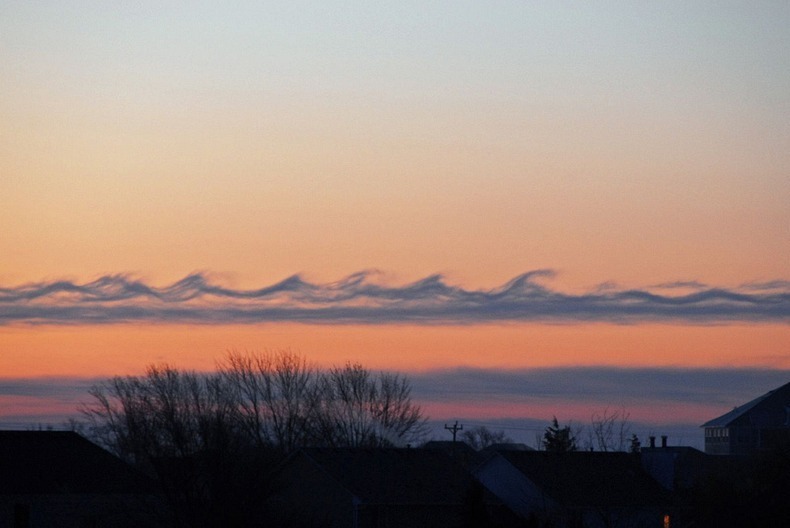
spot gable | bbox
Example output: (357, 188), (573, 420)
(474, 454), (555, 519)
(491, 451), (668, 510)
(0, 431), (152, 495)
(702, 382), (790, 429)
(299, 448), (478, 506)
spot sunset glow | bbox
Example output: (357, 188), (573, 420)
(1, 2), (788, 445)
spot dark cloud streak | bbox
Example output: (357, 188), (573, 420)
(1, 271), (788, 325)
(4, 368), (787, 445)
(409, 367), (790, 407)
(0, 377), (98, 399)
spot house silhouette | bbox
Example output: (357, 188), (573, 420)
(474, 451), (670, 528)
(701, 381), (790, 455)
(0, 430), (161, 527)
(267, 447), (517, 527)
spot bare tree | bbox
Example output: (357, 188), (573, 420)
(219, 349), (315, 452)
(80, 365), (257, 528)
(589, 407), (631, 452)
(461, 426), (513, 450)
(370, 371), (426, 446)
(311, 363), (427, 447)
(313, 363), (378, 447)
(81, 365), (236, 464)
(79, 352), (428, 525)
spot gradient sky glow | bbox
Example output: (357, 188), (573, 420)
(1, 2), (788, 444)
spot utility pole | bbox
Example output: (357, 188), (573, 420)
(444, 421), (463, 442)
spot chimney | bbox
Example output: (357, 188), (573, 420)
(649, 436), (655, 448)
(661, 435), (667, 448)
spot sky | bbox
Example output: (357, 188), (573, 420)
(1, 1), (788, 447)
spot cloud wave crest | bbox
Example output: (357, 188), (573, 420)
(1, 271), (788, 325)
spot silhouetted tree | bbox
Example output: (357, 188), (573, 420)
(219, 349), (315, 453)
(81, 365), (239, 465)
(589, 407), (631, 452)
(84, 353), (427, 455)
(311, 362), (427, 447)
(80, 352), (428, 525)
(80, 365), (265, 527)
(542, 417), (577, 452)
(629, 433), (641, 454)
(461, 425), (513, 450)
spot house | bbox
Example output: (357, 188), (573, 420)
(701, 381), (790, 455)
(474, 451), (670, 528)
(640, 443), (709, 491)
(267, 447), (516, 527)
(419, 440), (483, 469)
(0, 430), (162, 527)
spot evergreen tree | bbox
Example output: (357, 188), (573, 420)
(542, 416), (577, 452)
(629, 433), (641, 453)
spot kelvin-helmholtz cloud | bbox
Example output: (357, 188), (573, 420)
(1, 270), (788, 325)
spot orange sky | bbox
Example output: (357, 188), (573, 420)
(1, 3), (788, 433)
(2, 323), (787, 379)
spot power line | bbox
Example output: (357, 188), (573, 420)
(443, 421), (464, 442)
(441, 420), (546, 432)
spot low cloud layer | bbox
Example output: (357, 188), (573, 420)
(409, 367), (790, 407)
(3, 367), (787, 445)
(1, 271), (788, 325)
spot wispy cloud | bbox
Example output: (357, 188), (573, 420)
(1, 271), (788, 325)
